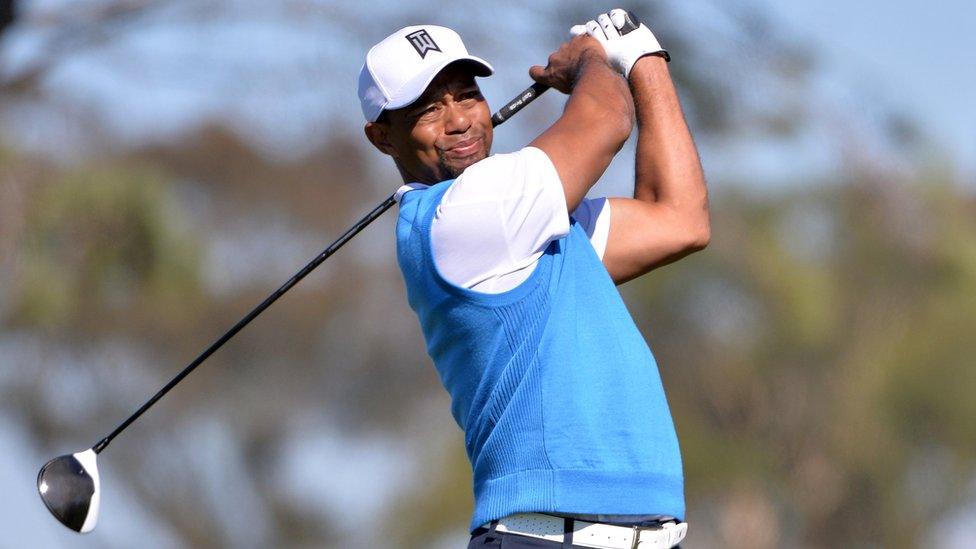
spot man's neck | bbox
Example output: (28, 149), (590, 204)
(395, 161), (436, 185)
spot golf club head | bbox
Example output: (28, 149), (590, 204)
(37, 449), (100, 533)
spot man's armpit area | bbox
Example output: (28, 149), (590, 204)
(572, 197), (612, 260)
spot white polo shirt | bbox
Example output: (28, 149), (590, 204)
(396, 146), (611, 294)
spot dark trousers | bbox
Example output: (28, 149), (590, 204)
(467, 519), (683, 548)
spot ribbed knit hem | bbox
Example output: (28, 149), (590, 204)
(469, 468), (685, 532)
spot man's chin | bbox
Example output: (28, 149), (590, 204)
(443, 150), (489, 178)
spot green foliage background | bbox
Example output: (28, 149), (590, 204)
(1, 1), (973, 547)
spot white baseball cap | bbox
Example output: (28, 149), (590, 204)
(358, 25), (494, 123)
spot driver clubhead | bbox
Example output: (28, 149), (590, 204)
(37, 449), (101, 533)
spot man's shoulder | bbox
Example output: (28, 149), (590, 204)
(392, 148), (535, 203)
(458, 146), (551, 181)
(443, 147), (560, 209)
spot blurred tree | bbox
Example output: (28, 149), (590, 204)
(1, 1), (972, 548)
(627, 175), (976, 548)
(12, 165), (201, 330)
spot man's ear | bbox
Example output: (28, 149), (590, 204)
(364, 122), (397, 157)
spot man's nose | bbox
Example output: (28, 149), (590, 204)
(444, 102), (471, 134)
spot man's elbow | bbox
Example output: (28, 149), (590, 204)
(682, 209), (711, 253)
(687, 222), (710, 252)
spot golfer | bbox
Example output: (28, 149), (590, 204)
(360, 9), (708, 548)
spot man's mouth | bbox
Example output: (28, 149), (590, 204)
(444, 137), (483, 158)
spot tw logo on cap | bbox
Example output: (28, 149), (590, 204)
(406, 29), (441, 59)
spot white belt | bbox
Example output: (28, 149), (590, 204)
(486, 513), (688, 549)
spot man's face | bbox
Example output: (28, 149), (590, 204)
(366, 64), (493, 183)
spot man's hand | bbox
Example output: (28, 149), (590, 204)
(572, 9), (669, 78)
(529, 35), (608, 94)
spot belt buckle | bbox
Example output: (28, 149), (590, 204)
(630, 523), (669, 549)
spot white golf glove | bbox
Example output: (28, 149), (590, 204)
(571, 9), (670, 79)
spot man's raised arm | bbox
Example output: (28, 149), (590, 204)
(528, 35), (634, 212)
(586, 10), (711, 284)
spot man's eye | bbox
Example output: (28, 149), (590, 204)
(415, 105), (439, 119)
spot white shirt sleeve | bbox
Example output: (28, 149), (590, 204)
(430, 146), (612, 294)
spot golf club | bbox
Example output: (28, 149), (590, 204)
(37, 81), (550, 534)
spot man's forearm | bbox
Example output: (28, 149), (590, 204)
(528, 36), (634, 211)
(630, 55), (708, 216)
(566, 53), (634, 129)
(569, 10), (710, 282)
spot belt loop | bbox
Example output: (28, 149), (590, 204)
(485, 520), (500, 543)
(562, 518), (574, 548)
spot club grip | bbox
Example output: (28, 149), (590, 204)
(491, 82), (550, 127)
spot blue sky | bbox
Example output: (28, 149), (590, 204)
(763, 0), (974, 177)
(3, 0), (973, 183)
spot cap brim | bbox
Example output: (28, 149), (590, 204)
(385, 56), (494, 112)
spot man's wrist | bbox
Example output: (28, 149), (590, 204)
(628, 53), (669, 82)
(574, 49), (613, 81)
(578, 48), (610, 69)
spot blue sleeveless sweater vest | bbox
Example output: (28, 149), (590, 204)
(396, 181), (684, 532)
